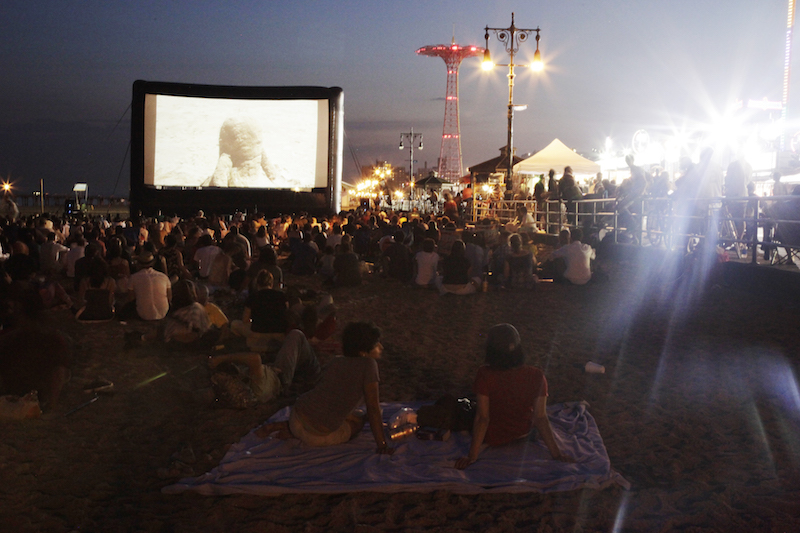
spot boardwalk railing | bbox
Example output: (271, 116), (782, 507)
(471, 195), (800, 264)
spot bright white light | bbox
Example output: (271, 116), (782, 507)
(760, 120), (783, 141)
(482, 60), (495, 71)
(531, 49), (543, 72)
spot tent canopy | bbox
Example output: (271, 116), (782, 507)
(514, 139), (600, 176)
(415, 175), (445, 187)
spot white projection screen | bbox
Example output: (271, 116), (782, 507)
(144, 95), (329, 190)
(131, 81), (343, 217)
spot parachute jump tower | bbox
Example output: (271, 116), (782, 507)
(416, 39), (484, 183)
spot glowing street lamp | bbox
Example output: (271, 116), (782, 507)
(482, 12), (543, 191)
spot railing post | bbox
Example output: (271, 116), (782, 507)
(751, 197), (759, 264)
(640, 198), (645, 246)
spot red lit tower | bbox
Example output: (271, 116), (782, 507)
(416, 39), (484, 183)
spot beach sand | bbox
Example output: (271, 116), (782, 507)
(2, 254), (800, 532)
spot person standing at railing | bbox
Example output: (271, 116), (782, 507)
(725, 159), (752, 239)
(588, 172), (606, 198)
(533, 175), (547, 229)
(743, 182), (760, 249)
(673, 154), (709, 241)
(763, 171), (790, 260)
(615, 155), (648, 243)
(546, 169), (560, 234)
(558, 167), (583, 226)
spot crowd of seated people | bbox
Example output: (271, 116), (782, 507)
(0, 203), (602, 418)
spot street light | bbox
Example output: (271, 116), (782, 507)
(399, 128), (423, 199)
(482, 12), (543, 192)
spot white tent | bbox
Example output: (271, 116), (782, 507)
(514, 138), (600, 176)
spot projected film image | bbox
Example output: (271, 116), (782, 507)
(147, 95), (329, 190)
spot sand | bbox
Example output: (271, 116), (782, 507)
(2, 252), (800, 532)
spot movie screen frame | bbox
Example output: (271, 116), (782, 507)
(130, 81), (343, 217)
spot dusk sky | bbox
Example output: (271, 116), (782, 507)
(0, 0), (794, 196)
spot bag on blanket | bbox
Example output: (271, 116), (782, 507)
(416, 394), (474, 432)
(211, 371), (257, 410)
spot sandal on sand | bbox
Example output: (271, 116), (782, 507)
(83, 379), (114, 394)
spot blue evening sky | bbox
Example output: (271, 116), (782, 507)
(0, 0), (792, 195)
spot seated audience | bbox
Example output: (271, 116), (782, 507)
(194, 235), (221, 279)
(413, 238), (440, 288)
(106, 238), (131, 299)
(290, 233), (318, 276)
(75, 256), (116, 321)
(256, 322), (393, 455)
(382, 230), (413, 282)
(505, 233), (537, 289)
(488, 231), (511, 288)
(246, 245), (283, 293)
(231, 270), (288, 351)
(436, 240), (478, 295)
(160, 234), (191, 283)
(0, 286), (72, 410)
(333, 241), (362, 287)
(123, 250), (172, 321)
(39, 232), (68, 276)
(162, 280), (212, 344)
(547, 228), (595, 285)
(318, 245), (336, 284)
(455, 323), (571, 469)
(196, 283), (229, 338)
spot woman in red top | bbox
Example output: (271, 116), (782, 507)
(455, 323), (572, 469)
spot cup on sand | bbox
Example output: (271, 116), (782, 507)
(585, 361), (605, 374)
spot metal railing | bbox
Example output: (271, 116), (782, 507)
(471, 195), (800, 265)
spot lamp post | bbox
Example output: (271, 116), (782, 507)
(399, 128), (423, 200)
(482, 12), (543, 192)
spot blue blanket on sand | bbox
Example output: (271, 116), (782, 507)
(163, 401), (629, 495)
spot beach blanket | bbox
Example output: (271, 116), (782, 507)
(163, 401), (629, 495)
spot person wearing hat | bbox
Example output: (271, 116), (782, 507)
(455, 324), (572, 469)
(125, 250), (172, 320)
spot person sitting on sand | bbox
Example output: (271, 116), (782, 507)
(196, 284), (229, 339)
(413, 238), (440, 288)
(75, 256), (116, 321)
(488, 230), (511, 288)
(163, 280), (212, 344)
(547, 228), (595, 285)
(122, 251), (172, 321)
(505, 233), (537, 289)
(538, 229), (571, 282)
(246, 245), (283, 293)
(230, 270), (288, 352)
(0, 285), (72, 410)
(455, 323), (572, 469)
(256, 321), (394, 455)
(381, 230), (413, 282)
(436, 240), (479, 295)
(333, 241), (362, 287)
(208, 351), (282, 405)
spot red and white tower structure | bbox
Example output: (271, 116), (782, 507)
(416, 39), (484, 183)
